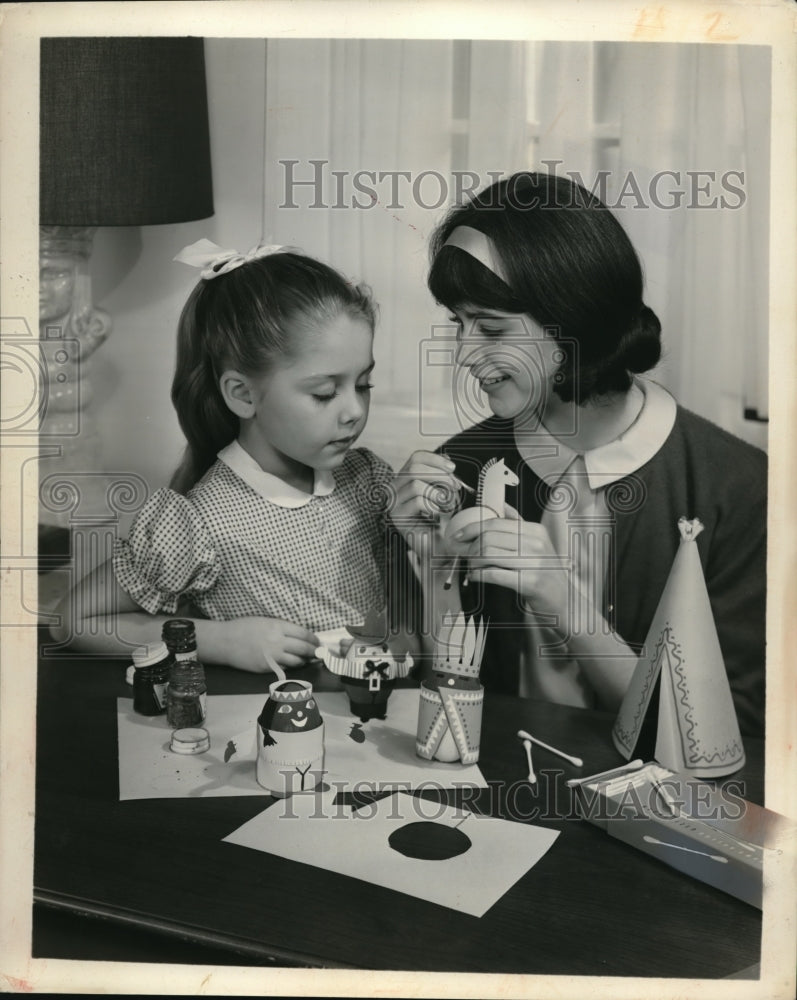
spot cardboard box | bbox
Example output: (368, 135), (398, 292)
(572, 763), (793, 909)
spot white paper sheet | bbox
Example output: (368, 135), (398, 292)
(117, 689), (487, 800)
(222, 790), (559, 917)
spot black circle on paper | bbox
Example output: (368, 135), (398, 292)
(388, 821), (471, 860)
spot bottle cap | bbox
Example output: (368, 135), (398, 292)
(132, 641), (170, 669)
(169, 728), (210, 755)
(162, 618), (197, 653)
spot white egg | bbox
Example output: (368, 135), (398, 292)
(443, 507), (488, 555)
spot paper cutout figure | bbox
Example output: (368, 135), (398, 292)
(416, 612), (487, 764)
(612, 517), (746, 778)
(444, 457), (520, 555)
(256, 679), (325, 796)
(316, 606), (414, 721)
(348, 723), (365, 744)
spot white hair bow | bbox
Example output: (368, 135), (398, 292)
(173, 238), (295, 279)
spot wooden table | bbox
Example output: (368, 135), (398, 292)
(33, 649), (763, 975)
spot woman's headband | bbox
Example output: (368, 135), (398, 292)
(441, 225), (510, 284)
(174, 237), (296, 280)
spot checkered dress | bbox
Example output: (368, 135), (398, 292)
(113, 448), (394, 631)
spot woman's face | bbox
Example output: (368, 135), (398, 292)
(449, 305), (563, 421)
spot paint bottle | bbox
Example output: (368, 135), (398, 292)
(163, 619), (207, 728)
(131, 641), (171, 716)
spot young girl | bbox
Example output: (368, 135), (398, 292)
(54, 240), (396, 672)
(390, 172), (766, 737)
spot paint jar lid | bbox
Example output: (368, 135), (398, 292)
(170, 728), (210, 755)
(132, 642), (170, 668)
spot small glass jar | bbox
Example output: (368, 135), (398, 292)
(163, 619), (207, 725)
(132, 642), (171, 716)
(166, 659), (207, 728)
(162, 618), (199, 661)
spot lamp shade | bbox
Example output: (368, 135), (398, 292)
(40, 37), (214, 226)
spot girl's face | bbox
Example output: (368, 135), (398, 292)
(449, 305), (561, 421)
(245, 311), (374, 481)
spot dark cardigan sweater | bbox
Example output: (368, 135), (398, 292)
(438, 406), (767, 737)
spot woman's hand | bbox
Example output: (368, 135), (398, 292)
(450, 507), (642, 708)
(389, 450), (463, 549)
(196, 617), (320, 673)
(450, 506), (572, 624)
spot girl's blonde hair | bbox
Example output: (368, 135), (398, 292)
(169, 252), (375, 493)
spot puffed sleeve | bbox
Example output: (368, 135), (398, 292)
(112, 488), (220, 614)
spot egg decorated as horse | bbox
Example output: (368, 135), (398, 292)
(442, 457), (519, 556)
(443, 506), (493, 556)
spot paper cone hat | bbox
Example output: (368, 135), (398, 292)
(433, 611), (487, 680)
(612, 518), (745, 778)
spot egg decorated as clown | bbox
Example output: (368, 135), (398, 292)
(256, 679), (324, 796)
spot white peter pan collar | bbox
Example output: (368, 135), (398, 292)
(217, 439), (336, 508)
(514, 377), (677, 490)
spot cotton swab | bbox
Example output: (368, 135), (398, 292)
(453, 476), (475, 495)
(263, 652), (286, 683)
(521, 738), (537, 785)
(566, 759), (645, 788)
(517, 730), (584, 768)
(643, 835), (728, 863)
(650, 777), (681, 817)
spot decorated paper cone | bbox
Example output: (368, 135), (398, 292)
(612, 518), (745, 778)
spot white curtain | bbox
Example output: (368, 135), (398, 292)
(261, 40), (769, 467)
(528, 42), (769, 446)
(263, 40), (457, 467)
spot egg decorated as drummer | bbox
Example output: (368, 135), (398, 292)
(256, 679), (324, 796)
(416, 612), (487, 764)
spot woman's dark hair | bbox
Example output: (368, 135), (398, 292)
(428, 171), (662, 403)
(169, 252), (376, 493)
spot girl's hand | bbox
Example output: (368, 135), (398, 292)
(451, 505), (571, 624)
(199, 617), (320, 673)
(389, 450), (463, 548)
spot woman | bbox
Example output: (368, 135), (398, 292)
(390, 172), (766, 737)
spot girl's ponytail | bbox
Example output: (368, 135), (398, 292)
(169, 284), (238, 493)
